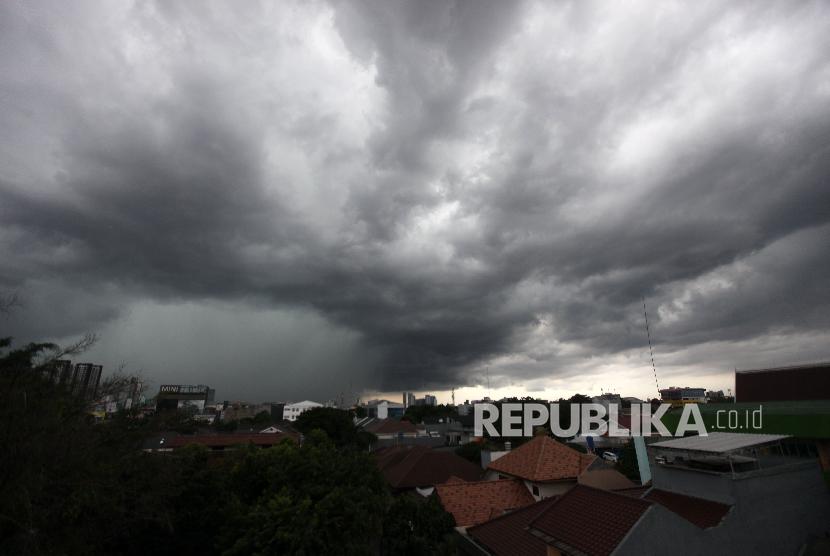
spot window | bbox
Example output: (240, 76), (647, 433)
(532, 485), (540, 497)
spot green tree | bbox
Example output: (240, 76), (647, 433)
(454, 441), (483, 464)
(615, 440), (641, 482)
(294, 406), (372, 449)
(0, 337), (178, 555)
(219, 430), (388, 555)
(402, 404), (457, 424)
(381, 495), (456, 555)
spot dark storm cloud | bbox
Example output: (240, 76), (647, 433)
(2, 0), (830, 396)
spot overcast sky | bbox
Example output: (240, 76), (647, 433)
(2, 0), (829, 403)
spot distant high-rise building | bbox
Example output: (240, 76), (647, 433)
(402, 392), (416, 408)
(424, 394), (437, 406)
(44, 359), (73, 385)
(70, 363), (103, 400)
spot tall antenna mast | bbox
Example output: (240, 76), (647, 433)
(642, 297), (661, 398)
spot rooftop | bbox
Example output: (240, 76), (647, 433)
(467, 496), (560, 556)
(528, 485), (652, 556)
(577, 468), (639, 491)
(363, 418), (419, 435)
(487, 435), (595, 482)
(374, 445), (482, 489)
(736, 361), (830, 374)
(435, 478), (535, 527)
(645, 489), (732, 529)
(650, 432), (789, 454)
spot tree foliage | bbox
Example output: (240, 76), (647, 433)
(401, 403), (457, 424)
(0, 335), (453, 555)
(615, 439), (641, 482)
(294, 406), (374, 450)
(454, 441), (483, 464)
(380, 494), (456, 555)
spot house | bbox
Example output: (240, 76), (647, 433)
(283, 400), (323, 421)
(435, 477), (536, 528)
(465, 485), (652, 556)
(364, 399), (405, 419)
(462, 431), (830, 555)
(625, 432), (830, 555)
(374, 445), (482, 493)
(421, 415), (475, 446)
(362, 418), (420, 440)
(485, 435), (596, 500)
(570, 413), (633, 451)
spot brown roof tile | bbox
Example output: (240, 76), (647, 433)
(577, 468), (638, 491)
(364, 419), (419, 435)
(645, 489), (732, 529)
(374, 446), (482, 489)
(529, 485), (652, 556)
(435, 478), (535, 527)
(468, 496), (560, 556)
(488, 435), (596, 482)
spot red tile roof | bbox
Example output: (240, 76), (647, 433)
(577, 468), (638, 491)
(364, 419), (419, 435)
(374, 446), (482, 489)
(645, 489), (732, 529)
(468, 496), (560, 556)
(435, 478), (535, 527)
(167, 433), (297, 449)
(529, 485), (652, 556)
(488, 435), (596, 482)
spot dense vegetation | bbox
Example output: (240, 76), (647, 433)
(0, 337), (455, 555)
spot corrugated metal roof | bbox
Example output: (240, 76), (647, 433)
(650, 432), (789, 453)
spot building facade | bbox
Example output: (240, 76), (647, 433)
(155, 384), (215, 412)
(283, 400), (323, 421)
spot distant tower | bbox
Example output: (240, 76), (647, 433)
(451, 387), (455, 407)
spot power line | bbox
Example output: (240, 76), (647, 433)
(642, 296), (660, 398)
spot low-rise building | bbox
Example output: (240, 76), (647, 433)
(364, 399), (405, 419)
(362, 418), (420, 440)
(735, 361), (830, 403)
(484, 435), (596, 500)
(155, 384), (215, 412)
(436, 477), (536, 529)
(462, 432), (830, 555)
(283, 400), (323, 421)
(660, 386), (706, 407)
(374, 445), (482, 493)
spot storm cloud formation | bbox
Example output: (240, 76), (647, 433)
(1, 1), (829, 400)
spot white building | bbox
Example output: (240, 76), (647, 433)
(364, 399), (405, 419)
(283, 400), (323, 421)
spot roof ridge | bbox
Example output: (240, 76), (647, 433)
(649, 488), (731, 506)
(528, 484), (653, 530)
(531, 435), (545, 480)
(467, 494), (560, 532)
(438, 477), (523, 488)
